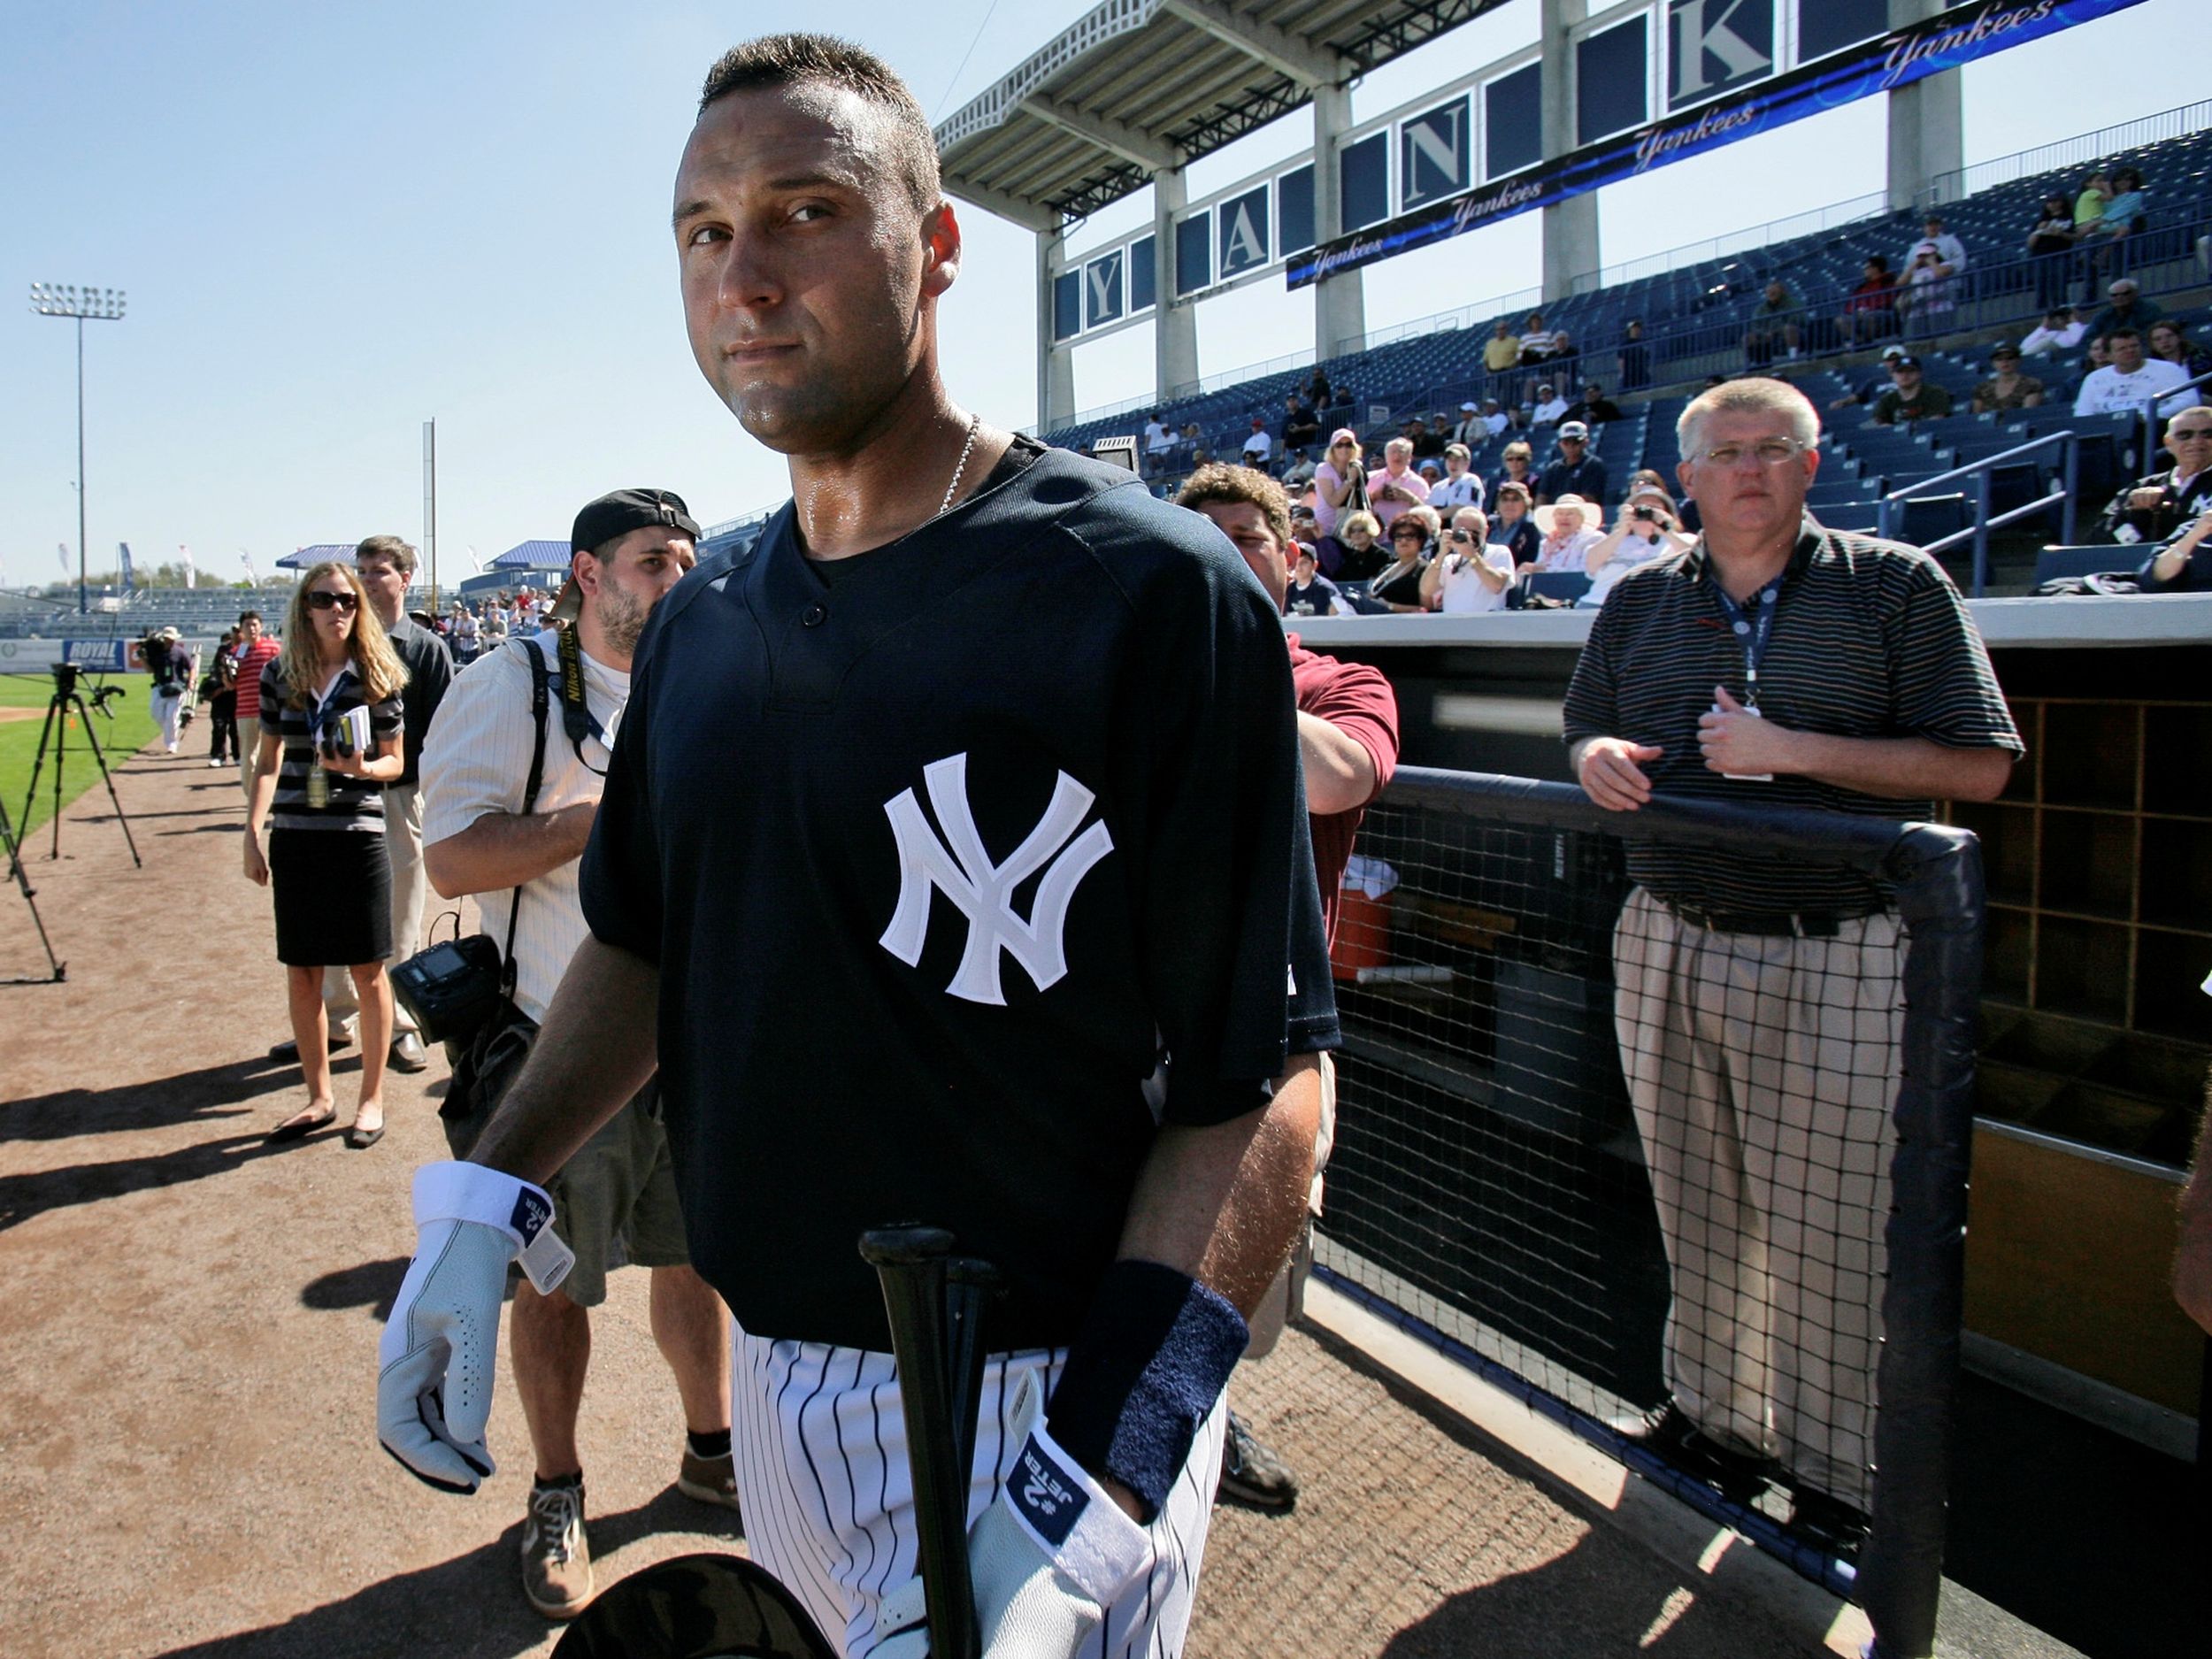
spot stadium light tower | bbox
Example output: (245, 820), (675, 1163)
(28, 283), (128, 615)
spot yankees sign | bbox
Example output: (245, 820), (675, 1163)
(879, 753), (1115, 1006)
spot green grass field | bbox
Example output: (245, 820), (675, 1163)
(0, 671), (161, 841)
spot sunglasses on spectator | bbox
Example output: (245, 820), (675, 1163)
(2170, 426), (2212, 441)
(307, 590), (359, 611)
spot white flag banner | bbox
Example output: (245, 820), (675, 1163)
(180, 544), (196, 588)
(58, 541), (71, 575)
(241, 548), (259, 584)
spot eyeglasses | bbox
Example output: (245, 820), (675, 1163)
(306, 590), (358, 612)
(1696, 438), (1808, 469)
(2169, 427), (2212, 442)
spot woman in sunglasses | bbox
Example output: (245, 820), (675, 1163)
(1369, 506), (1440, 613)
(242, 561), (409, 1147)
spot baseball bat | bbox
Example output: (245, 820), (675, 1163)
(943, 1257), (1004, 1485)
(862, 1225), (980, 1659)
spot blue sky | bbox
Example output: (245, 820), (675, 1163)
(1, 0), (2197, 588)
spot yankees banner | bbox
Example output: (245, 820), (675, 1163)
(1286, 0), (2148, 290)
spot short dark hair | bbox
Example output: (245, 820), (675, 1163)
(2107, 327), (2142, 344)
(355, 534), (419, 579)
(238, 609), (261, 625)
(1175, 464), (1291, 551)
(698, 34), (941, 215)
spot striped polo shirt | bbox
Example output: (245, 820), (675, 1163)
(1562, 518), (2022, 914)
(257, 661), (403, 833)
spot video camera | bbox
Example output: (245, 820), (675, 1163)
(51, 661), (125, 715)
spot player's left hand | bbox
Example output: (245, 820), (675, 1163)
(1698, 686), (1797, 776)
(872, 1371), (1151, 1659)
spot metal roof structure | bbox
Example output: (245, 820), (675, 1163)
(934, 0), (1508, 226)
(273, 543), (357, 570)
(488, 539), (573, 570)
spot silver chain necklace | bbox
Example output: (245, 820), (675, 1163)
(939, 413), (981, 518)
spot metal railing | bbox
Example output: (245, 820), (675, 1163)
(1571, 192), (1894, 295)
(2139, 365), (2212, 469)
(1876, 432), (2078, 596)
(1921, 98), (2212, 209)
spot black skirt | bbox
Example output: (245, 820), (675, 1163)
(269, 827), (392, 968)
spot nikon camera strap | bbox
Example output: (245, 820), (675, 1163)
(507, 639), (553, 996)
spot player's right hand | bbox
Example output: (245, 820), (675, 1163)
(1578, 736), (1663, 812)
(377, 1162), (573, 1494)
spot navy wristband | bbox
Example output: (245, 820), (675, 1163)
(1046, 1260), (1249, 1522)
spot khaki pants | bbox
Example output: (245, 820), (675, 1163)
(1611, 887), (1902, 1509)
(326, 783), (426, 1035)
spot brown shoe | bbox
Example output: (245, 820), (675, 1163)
(676, 1446), (744, 1517)
(520, 1481), (593, 1619)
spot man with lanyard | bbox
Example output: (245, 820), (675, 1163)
(2093, 404), (2212, 544)
(1174, 463), (1399, 1513)
(378, 36), (1333, 1659)
(1563, 379), (2020, 1553)
(415, 488), (734, 1621)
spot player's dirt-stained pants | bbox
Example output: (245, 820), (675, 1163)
(732, 1329), (1227, 1659)
(1612, 887), (1903, 1511)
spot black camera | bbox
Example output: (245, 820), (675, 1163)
(391, 934), (511, 1047)
(1632, 506), (1658, 524)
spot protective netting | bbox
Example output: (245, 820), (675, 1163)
(1312, 779), (1975, 1650)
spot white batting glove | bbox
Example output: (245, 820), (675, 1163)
(871, 1369), (1151, 1659)
(376, 1162), (573, 1494)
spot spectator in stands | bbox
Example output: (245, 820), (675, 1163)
(1826, 344), (1908, 411)
(2024, 192), (2080, 311)
(2086, 278), (2162, 345)
(1581, 490), (1691, 610)
(1307, 366), (1333, 411)
(1283, 449), (1317, 488)
(1530, 494), (1603, 572)
(1565, 375), (2020, 1556)
(2076, 327), (2193, 417)
(2140, 508), (2212, 592)
(1970, 344), (2045, 415)
(1538, 421), (1608, 506)
(1617, 319), (1651, 392)
(2093, 405), (2212, 543)
(1548, 328), (1578, 379)
(1481, 398), (1509, 438)
(1531, 384), (1569, 426)
(1284, 546), (1350, 618)
(1517, 311), (1558, 366)
(1369, 507), (1439, 612)
(1576, 382), (1624, 426)
(2080, 166), (2147, 289)
(1870, 355), (1952, 426)
(1366, 438), (1429, 529)
(1485, 318), (1521, 380)
(1313, 428), (1365, 537)
(1420, 508), (1513, 615)
(242, 561), (409, 1148)
(1322, 509), (1386, 583)
(204, 626), (241, 769)
(1428, 443), (1484, 512)
(1421, 414), (1455, 460)
(1284, 392), (1320, 450)
(1487, 481), (1540, 572)
(1178, 420), (1205, 468)
(1839, 255), (1900, 346)
(1143, 410), (1173, 472)
(1240, 417), (1274, 467)
(2073, 169), (2110, 235)
(1490, 440), (1536, 507)
(2020, 305), (2086, 357)
(1898, 241), (1956, 339)
(1448, 400), (1480, 444)
(2148, 319), (2208, 382)
(450, 601), (481, 664)
(1621, 469), (1681, 520)
(1909, 211), (1967, 282)
(1744, 280), (1803, 365)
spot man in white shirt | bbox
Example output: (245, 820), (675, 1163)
(418, 487), (733, 1620)
(1452, 400), (1485, 445)
(1240, 417), (1275, 466)
(2021, 306), (2086, 357)
(1908, 212), (1968, 280)
(1532, 383), (1570, 426)
(1427, 443), (1485, 512)
(1419, 506), (1515, 614)
(1143, 411), (1171, 457)
(2075, 327), (2193, 417)
(1483, 399), (1510, 438)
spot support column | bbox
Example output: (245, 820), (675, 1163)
(1311, 82), (1365, 363)
(1036, 226), (1075, 432)
(1540, 0), (1598, 302)
(1154, 170), (1199, 401)
(1886, 0), (1963, 211)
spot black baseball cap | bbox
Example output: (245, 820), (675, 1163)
(1890, 355), (1923, 372)
(571, 488), (701, 557)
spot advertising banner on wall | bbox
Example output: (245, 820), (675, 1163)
(1286, 0), (2147, 291)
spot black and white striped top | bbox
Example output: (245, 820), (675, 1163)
(1563, 518), (2023, 913)
(257, 661), (403, 833)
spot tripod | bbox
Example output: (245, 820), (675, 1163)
(0, 786), (65, 981)
(14, 662), (142, 867)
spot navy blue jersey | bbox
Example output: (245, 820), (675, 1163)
(580, 444), (1339, 1352)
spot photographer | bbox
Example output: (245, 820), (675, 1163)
(416, 488), (734, 1620)
(142, 626), (196, 756)
(202, 627), (241, 768)
(1420, 507), (1515, 615)
(1581, 491), (1693, 609)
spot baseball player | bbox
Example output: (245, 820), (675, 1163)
(377, 33), (1333, 1659)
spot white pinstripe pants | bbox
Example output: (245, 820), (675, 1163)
(731, 1328), (1226, 1659)
(1612, 887), (1903, 1509)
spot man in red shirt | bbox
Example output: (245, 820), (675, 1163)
(1177, 464), (1400, 1511)
(229, 609), (281, 800)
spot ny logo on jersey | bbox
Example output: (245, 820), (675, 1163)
(879, 753), (1114, 1006)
